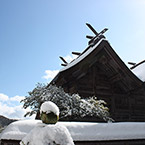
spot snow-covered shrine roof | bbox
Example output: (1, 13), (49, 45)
(1, 120), (145, 141)
(52, 37), (143, 92)
(59, 37), (145, 83)
(60, 38), (105, 72)
(131, 61), (145, 82)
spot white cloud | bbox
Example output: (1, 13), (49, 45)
(0, 102), (34, 119)
(0, 93), (34, 119)
(43, 70), (59, 80)
(64, 54), (78, 63)
(0, 102), (22, 119)
(0, 93), (9, 101)
(10, 95), (25, 102)
(43, 54), (78, 81)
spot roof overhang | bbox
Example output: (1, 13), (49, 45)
(51, 39), (143, 92)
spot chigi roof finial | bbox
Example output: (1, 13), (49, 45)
(59, 23), (108, 66)
(86, 23), (108, 46)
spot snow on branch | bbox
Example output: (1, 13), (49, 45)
(21, 83), (113, 122)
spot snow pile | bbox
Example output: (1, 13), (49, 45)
(40, 101), (59, 116)
(0, 120), (41, 140)
(20, 123), (74, 145)
(1, 120), (145, 141)
(132, 62), (145, 81)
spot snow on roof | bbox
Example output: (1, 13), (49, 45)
(60, 38), (105, 72)
(40, 101), (59, 116)
(1, 120), (145, 141)
(132, 62), (145, 82)
(0, 120), (41, 140)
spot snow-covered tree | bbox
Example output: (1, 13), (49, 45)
(21, 83), (112, 122)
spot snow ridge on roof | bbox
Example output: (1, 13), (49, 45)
(0, 120), (41, 140)
(1, 120), (145, 141)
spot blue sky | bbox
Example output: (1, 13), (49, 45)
(0, 0), (145, 119)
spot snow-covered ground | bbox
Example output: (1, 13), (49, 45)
(1, 120), (145, 141)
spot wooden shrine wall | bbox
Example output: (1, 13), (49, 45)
(57, 63), (145, 122)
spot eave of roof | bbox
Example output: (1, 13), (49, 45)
(60, 38), (105, 72)
(51, 39), (143, 91)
